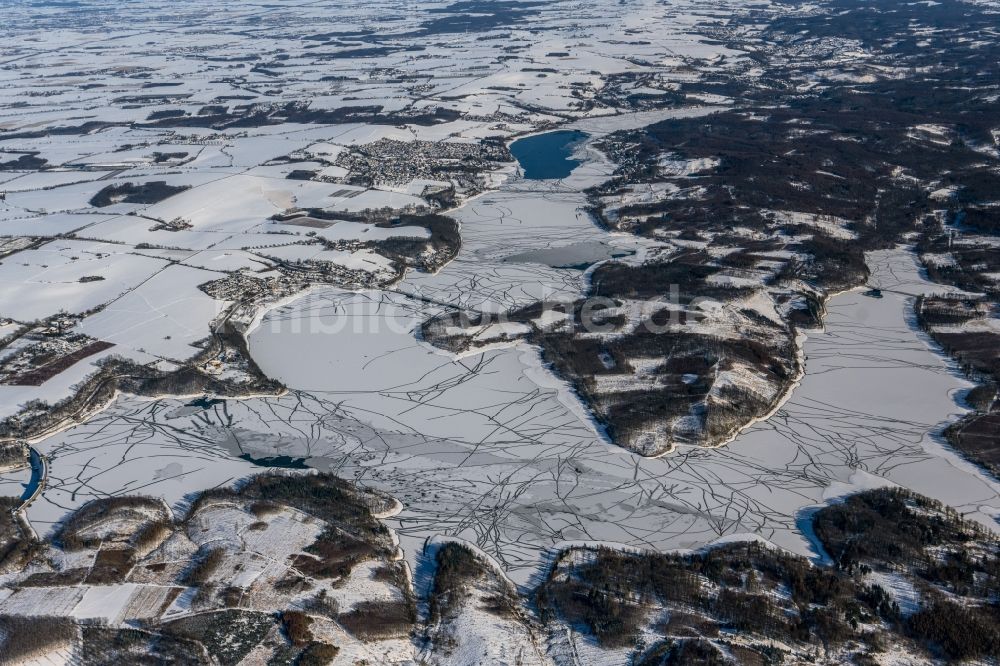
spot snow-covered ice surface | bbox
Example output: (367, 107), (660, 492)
(25, 162), (1000, 583)
(247, 235), (1000, 583)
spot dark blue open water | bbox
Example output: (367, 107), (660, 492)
(510, 129), (588, 180)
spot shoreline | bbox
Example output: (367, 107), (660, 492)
(9, 113), (999, 580)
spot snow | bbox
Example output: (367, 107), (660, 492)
(76, 263), (229, 362)
(0, 240), (169, 321)
(0, 0), (996, 607)
(866, 571), (922, 616)
(930, 186), (958, 201)
(0, 587), (85, 617)
(242, 242), (1000, 584)
(0, 345), (122, 420)
(313, 221), (431, 243)
(243, 509), (324, 560)
(330, 561), (406, 612)
(920, 252), (956, 268)
(16, 115), (999, 589)
(657, 154), (720, 176)
(767, 209), (858, 240)
(25, 401), (260, 535)
(421, 539), (548, 666)
(70, 584), (141, 624)
(475, 322), (531, 341)
(263, 245), (396, 275)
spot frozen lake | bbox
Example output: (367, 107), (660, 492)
(13, 119), (1000, 584)
(503, 241), (635, 270)
(242, 246), (1000, 580)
